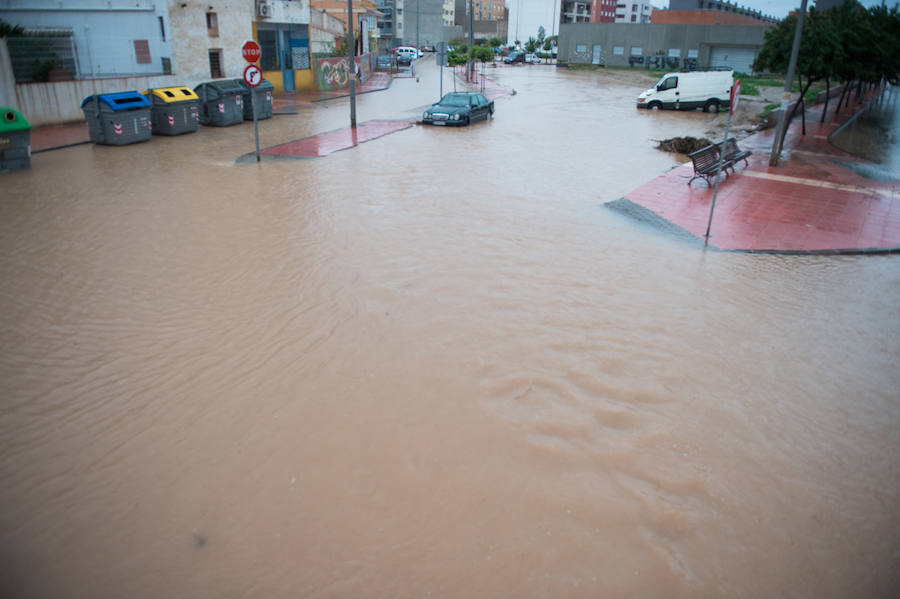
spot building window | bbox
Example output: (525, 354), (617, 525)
(208, 49), (223, 78)
(161, 57), (172, 74)
(206, 12), (218, 37)
(613, 45), (624, 55)
(134, 40), (151, 64)
(631, 46), (642, 56)
(668, 48), (681, 58)
(158, 16), (166, 41)
(632, 3), (637, 10)
(575, 44), (588, 53)
(687, 49), (699, 58)
(631, 15), (636, 21)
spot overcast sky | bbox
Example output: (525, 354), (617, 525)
(658, 0), (892, 19)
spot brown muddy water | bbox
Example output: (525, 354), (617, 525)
(2, 63), (899, 598)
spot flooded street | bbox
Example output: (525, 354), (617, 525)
(2, 62), (899, 598)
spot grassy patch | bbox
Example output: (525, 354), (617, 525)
(759, 103), (780, 119)
(734, 72), (784, 87)
(741, 82), (761, 96)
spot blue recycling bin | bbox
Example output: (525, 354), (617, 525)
(81, 91), (152, 145)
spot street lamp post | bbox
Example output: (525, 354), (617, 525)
(347, 0), (356, 128)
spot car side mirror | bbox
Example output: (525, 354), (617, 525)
(657, 85), (663, 91)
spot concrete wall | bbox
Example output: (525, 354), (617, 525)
(12, 73), (181, 126)
(558, 22), (768, 69)
(0, 39), (16, 108)
(397, 0), (443, 48)
(0, 0), (173, 78)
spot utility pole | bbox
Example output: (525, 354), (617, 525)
(347, 0), (356, 128)
(768, 0), (807, 166)
(468, 0), (474, 81)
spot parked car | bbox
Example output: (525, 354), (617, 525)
(397, 53), (412, 66)
(525, 53), (542, 64)
(376, 55), (393, 69)
(422, 92), (494, 126)
(503, 52), (526, 64)
(422, 45), (436, 52)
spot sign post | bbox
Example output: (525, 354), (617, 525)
(241, 40), (263, 163)
(705, 79), (740, 241)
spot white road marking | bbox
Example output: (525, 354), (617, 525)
(739, 170), (895, 199)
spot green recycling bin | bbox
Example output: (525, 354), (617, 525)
(233, 77), (274, 120)
(0, 107), (32, 173)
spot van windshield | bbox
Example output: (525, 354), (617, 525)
(657, 77), (678, 90)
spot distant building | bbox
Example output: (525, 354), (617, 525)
(592, 0), (617, 23)
(614, 1), (652, 24)
(443, 0), (455, 26)
(662, 0), (778, 24)
(561, 1), (592, 23)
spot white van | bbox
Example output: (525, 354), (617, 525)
(394, 46), (423, 60)
(636, 69), (733, 112)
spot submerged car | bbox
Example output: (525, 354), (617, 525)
(422, 92), (494, 126)
(503, 52), (526, 64)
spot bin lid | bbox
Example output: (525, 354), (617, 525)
(145, 87), (199, 103)
(0, 107), (31, 132)
(81, 91), (152, 111)
(195, 80), (245, 96)
(232, 77), (275, 92)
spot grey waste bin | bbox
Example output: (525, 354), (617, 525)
(144, 86), (201, 135)
(81, 92), (152, 145)
(194, 80), (244, 126)
(0, 107), (32, 172)
(233, 78), (274, 120)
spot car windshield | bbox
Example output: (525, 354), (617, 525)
(439, 94), (471, 107)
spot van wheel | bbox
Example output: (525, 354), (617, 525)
(704, 100), (720, 113)
(648, 101), (662, 110)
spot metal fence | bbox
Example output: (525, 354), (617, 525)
(7, 29), (79, 83)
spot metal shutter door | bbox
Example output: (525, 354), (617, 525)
(709, 46), (757, 74)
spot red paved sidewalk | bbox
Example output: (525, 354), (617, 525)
(617, 95), (900, 253)
(256, 119), (414, 159)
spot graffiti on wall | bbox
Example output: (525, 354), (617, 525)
(315, 56), (371, 91)
(317, 57), (351, 90)
(628, 54), (698, 71)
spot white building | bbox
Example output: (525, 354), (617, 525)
(443, 0), (455, 26)
(614, 1), (652, 23)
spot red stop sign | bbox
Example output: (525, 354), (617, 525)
(242, 40), (261, 63)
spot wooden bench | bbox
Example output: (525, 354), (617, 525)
(718, 137), (752, 174)
(687, 144), (729, 186)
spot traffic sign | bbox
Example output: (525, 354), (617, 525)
(243, 63), (262, 87)
(242, 40), (261, 63)
(730, 80), (741, 114)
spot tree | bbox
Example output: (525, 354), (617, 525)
(488, 37), (503, 49)
(537, 26), (546, 47)
(0, 19), (25, 37)
(471, 45), (494, 64)
(525, 36), (537, 53)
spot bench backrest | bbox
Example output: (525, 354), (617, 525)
(719, 137), (739, 157)
(688, 144), (721, 170)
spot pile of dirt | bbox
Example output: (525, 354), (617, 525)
(656, 136), (713, 154)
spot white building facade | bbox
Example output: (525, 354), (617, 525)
(614, 1), (652, 23)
